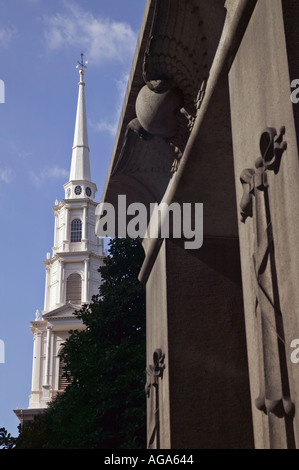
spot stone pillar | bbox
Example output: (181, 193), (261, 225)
(229, 0), (299, 448)
(145, 238), (253, 449)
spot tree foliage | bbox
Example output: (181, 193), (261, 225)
(0, 427), (17, 449)
(14, 238), (146, 449)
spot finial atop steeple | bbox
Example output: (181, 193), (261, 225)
(76, 52), (88, 71)
(76, 53), (88, 83)
(69, 53), (91, 182)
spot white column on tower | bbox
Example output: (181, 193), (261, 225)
(44, 324), (52, 387)
(83, 257), (90, 303)
(44, 266), (50, 312)
(53, 211), (58, 249)
(31, 329), (42, 392)
(58, 259), (65, 304)
(83, 206), (87, 240)
(64, 206), (70, 251)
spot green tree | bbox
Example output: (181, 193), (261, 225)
(0, 427), (17, 449)
(15, 237), (146, 449)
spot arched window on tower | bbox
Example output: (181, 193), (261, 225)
(70, 218), (82, 242)
(66, 273), (82, 305)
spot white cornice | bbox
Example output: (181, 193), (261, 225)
(43, 251), (105, 266)
(53, 197), (98, 210)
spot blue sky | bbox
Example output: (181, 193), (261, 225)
(0, 0), (146, 437)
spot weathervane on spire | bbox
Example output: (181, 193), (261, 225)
(76, 53), (88, 71)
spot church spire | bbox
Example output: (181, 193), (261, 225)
(69, 53), (90, 182)
(64, 54), (97, 201)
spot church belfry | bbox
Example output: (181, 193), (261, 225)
(15, 56), (105, 424)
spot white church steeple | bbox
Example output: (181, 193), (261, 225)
(14, 56), (105, 423)
(64, 54), (97, 202)
(70, 55), (90, 182)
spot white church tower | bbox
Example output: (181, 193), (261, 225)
(15, 56), (105, 424)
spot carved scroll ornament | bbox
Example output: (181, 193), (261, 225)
(239, 126), (295, 448)
(240, 126), (287, 223)
(145, 348), (165, 398)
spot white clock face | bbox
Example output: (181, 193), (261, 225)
(75, 185), (82, 195)
(85, 187), (92, 197)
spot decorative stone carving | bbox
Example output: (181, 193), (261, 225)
(239, 126), (295, 448)
(135, 84), (184, 139)
(142, 0), (209, 118)
(145, 348), (165, 449)
(126, 117), (153, 141)
(116, 0), (215, 174)
(145, 348), (165, 398)
(240, 126), (287, 223)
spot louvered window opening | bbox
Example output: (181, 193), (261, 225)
(58, 359), (69, 392)
(70, 218), (82, 242)
(66, 273), (82, 305)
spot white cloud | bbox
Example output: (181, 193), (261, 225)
(44, 2), (137, 65)
(30, 165), (68, 187)
(46, 166), (69, 179)
(0, 26), (17, 48)
(18, 150), (33, 159)
(0, 167), (13, 184)
(95, 120), (118, 136)
(93, 72), (129, 137)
